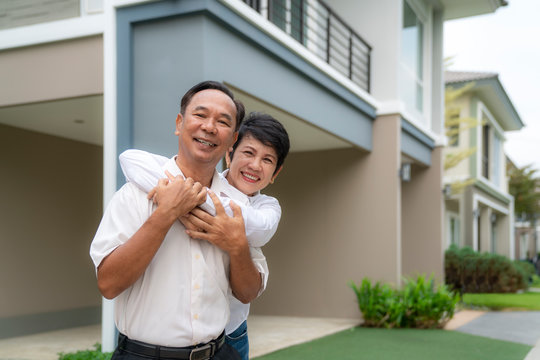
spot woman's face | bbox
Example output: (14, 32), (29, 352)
(226, 134), (282, 196)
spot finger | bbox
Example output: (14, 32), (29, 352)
(164, 170), (176, 182)
(147, 187), (157, 200)
(185, 177), (194, 187)
(190, 208), (214, 223)
(193, 181), (203, 193)
(157, 178), (168, 187)
(229, 200), (243, 218)
(185, 229), (210, 241)
(179, 215), (198, 231)
(196, 187), (208, 206)
(208, 191), (226, 215)
(185, 213), (210, 232)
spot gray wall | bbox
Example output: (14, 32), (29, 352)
(128, 12), (372, 155)
(0, 124), (103, 337)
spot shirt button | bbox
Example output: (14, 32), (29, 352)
(194, 284), (200, 290)
(194, 314), (199, 320)
(194, 254), (201, 260)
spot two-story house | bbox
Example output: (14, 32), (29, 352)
(443, 71), (523, 258)
(0, 0), (507, 345)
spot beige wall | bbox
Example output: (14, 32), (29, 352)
(0, 124), (103, 318)
(0, 36), (103, 107)
(252, 115), (401, 319)
(401, 146), (444, 281)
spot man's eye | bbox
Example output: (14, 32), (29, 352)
(264, 158), (274, 164)
(243, 151), (253, 156)
(218, 120), (231, 126)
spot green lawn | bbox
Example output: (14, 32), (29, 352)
(462, 291), (540, 310)
(253, 326), (531, 360)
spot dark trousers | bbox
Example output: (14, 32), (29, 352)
(111, 341), (241, 360)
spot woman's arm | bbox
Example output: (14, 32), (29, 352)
(119, 149), (169, 193)
(120, 149), (281, 247)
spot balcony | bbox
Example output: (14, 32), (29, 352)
(242, 0), (371, 93)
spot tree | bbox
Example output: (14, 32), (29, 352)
(507, 164), (540, 221)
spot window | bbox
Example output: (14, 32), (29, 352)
(492, 134), (502, 186)
(400, 0), (424, 115)
(268, 0), (307, 45)
(520, 233), (529, 260)
(448, 215), (460, 247)
(490, 213), (497, 253)
(482, 124), (490, 179)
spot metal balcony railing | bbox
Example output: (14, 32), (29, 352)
(242, 0), (371, 92)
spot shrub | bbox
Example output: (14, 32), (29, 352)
(349, 274), (459, 329)
(444, 245), (529, 294)
(58, 343), (112, 360)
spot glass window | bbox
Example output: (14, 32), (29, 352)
(492, 134), (502, 186)
(400, 1), (424, 114)
(448, 215), (460, 247)
(482, 123), (490, 179)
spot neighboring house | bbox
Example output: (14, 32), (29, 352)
(443, 71), (523, 258)
(509, 158), (540, 260)
(0, 0), (507, 344)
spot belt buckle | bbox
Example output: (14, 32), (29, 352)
(189, 343), (212, 360)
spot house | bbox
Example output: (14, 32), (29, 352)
(508, 158), (540, 261)
(0, 0), (507, 345)
(443, 71), (523, 258)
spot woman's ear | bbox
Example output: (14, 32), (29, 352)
(225, 148), (233, 168)
(270, 166), (283, 184)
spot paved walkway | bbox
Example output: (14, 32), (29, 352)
(1, 311), (539, 359)
(0, 316), (360, 360)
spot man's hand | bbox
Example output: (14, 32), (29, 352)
(184, 191), (246, 255)
(151, 170), (207, 221)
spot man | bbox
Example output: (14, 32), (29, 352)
(90, 81), (267, 359)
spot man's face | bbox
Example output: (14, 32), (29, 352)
(226, 134), (282, 196)
(176, 89), (238, 168)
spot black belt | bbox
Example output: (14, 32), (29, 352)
(118, 332), (225, 360)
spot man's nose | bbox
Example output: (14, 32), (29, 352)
(201, 118), (217, 134)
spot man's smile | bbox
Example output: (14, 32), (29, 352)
(195, 138), (217, 147)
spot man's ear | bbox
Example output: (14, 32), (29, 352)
(270, 166), (283, 184)
(175, 113), (183, 135)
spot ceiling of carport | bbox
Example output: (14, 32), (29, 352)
(0, 92), (354, 153)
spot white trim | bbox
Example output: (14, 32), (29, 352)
(476, 176), (513, 203)
(101, 0), (118, 352)
(473, 193), (509, 215)
(509, 196), (515, 260)
(377, 100), (446, 145)
(472, 192), (510, 252)
(478, 102), (505, 140)
(446, 210), (460, 248)
(218, 0), (378, 109)
(0, 14), (105, 51)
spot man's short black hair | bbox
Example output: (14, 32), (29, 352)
(231, 112), (290, 174)
(180, 81), (245, 130)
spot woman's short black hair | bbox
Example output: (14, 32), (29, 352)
(180, 81), (245, 130)
(231, 112), (290, 174)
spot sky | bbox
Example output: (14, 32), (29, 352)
(444, 0), (540, 172)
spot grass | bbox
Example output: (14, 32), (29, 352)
(462, 291), (540, 310)
(252, 326), (530, 360)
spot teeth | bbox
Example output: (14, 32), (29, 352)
(243, 173), (258, 181)
(196, 138), (215, 147)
